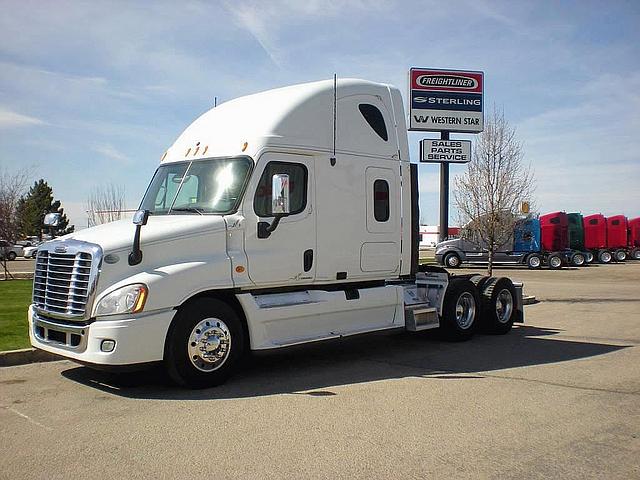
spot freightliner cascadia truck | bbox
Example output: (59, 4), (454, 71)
(29, 79), (523, 388)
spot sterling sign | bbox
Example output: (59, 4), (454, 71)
(420, 139), (471, 164)
(409, 68), (484, 133)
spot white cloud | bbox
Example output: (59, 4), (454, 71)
(0, 107), (45, 128)
(92, 144), (130, 164)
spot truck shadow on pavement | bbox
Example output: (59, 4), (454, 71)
(61, 324), (628, 400)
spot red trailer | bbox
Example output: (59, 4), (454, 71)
(583, 214), (611, 263)
(607, 215), (628, 261)
(628, 217), (640, 260)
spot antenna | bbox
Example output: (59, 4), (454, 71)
(331, 74), (337, 165)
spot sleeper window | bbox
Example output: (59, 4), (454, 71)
(373, 179), (390, 222)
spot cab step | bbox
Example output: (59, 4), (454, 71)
(405, 304), (439, 332)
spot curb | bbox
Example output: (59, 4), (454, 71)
(0, 348), (63, 367)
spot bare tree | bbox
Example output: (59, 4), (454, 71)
(0, 168), (31, 242)
(86, 183), (126, 227)
(454, 107), (535, 276)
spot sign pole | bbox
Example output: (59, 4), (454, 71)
(439, 131), (450, 243)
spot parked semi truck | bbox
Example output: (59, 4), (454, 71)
(582, 213), (631, 263)
(567, 213), (594, 263)
(28, 79), (523, 388)
(629, 217), (640, 260)
(435, 213), (578, 269)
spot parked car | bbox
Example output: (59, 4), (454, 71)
(23, 245), (40, 259)
(0, 240), (24, 261)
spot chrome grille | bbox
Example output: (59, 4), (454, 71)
(33, 249), (94, 318)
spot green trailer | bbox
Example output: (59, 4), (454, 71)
(568, 213), (593, 263)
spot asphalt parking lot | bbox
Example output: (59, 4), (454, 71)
(0, 258), (35, 277)
(1, 263), (639, 479)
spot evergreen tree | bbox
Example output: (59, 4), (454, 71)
(17, 179), (74, 239)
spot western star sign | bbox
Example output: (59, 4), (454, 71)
(408, 68), (484, 133)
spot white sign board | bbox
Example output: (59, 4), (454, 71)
(420, 139), (471, 163)
(409, 68), (484, 133)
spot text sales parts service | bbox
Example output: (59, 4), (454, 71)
(409, 68), (484, 133)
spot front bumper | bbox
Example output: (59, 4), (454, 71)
(29, 305), (176, 366)
(434, 253), (445, 265)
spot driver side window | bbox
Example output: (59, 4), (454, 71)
(254, 162), (307, 217)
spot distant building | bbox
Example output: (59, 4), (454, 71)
(419, 225), (460, 248)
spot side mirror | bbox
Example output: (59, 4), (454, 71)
(43, 213), (61, 227)
(257, 174), (290, 239)
(271, 174), (290, 215)
(132, 209), (150, 226)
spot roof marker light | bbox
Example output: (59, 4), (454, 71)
(203, 146), (208, 155)
(185, 148), (191, 156)
(242, 142), (248, 152)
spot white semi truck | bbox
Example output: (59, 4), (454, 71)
(29, 79), (523, 388)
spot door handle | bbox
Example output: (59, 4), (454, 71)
(303, 249), (313, 272)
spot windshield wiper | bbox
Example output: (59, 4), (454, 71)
(171, 207), (204, 215)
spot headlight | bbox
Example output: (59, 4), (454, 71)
(95, 284), (148, 316)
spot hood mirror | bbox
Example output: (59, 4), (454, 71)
(43, 213), (61, 226)
(129, 209), (150, 266)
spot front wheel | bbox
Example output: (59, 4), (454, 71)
(443, 252), (461, 268)
(439, 278), (479, 341)
(598, 250), (612, 263)
(614, 249), (626, 262)
(570, 252), (586, 267)
(7, 251), (16, 261)
(585, 252), (594, 263)
(165, 298), (245, 388)
(631, 248), (640, 260)
(548, 253), (563, 269)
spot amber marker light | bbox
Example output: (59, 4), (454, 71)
(133, 286), (148, 313)
(242, 142), (248, 152)
(235, 266), (245, 274)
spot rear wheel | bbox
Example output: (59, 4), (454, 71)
(598, 250), (612, 263)
(631, 248), (640, 260)
(443, 252), (461, 268)
(570, 252), (585, 267)
(585, 252), (594, 263)
(526, 253), (542, 269)
(614, 249), (626, 262)
(165, 298), (245, 389)
(479, 277), (517, 334)
(548, 253), (563, 269)
(7, 251), (16, 261)
(440, 278), (479, 341)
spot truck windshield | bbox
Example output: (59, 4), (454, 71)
(140, 157), (252, 215)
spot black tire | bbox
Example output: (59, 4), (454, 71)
(526, 253), (542, 269)
(631, 248), (640, 260)
(570, 252), (585, 267)
(443, 252), (462, 268)
(439, 278), (479, 341)
(7, 251), (16, 261)
(585, 252), (594, 263)
(469, 274), (490, 291)
(598, 250), (612, 263)
(614, 249), (626, 262)
(164, 298), (246, 389)
(548, 253), (563, 269)
(479, 277), (516, 334)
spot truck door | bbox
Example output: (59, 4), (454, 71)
(243, 153), (316, 287)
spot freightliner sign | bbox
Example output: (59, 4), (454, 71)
(409, 68), (484, 133)
(420, 139), (471, 163)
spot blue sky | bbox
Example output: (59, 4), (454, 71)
(1, 0), (639, 228)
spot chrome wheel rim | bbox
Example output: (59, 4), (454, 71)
(634, 251), (640, 260)
(616, 251), (626, 261)
(573, 254), (585, 266)
(550, 256), (561, 268)
(586, 253), (594, 263)
(448, 255), (460, 267)
(495, 288), (514, 324)
(602, 252), (611, 263)
(529, 256), (541, 268)
(455, 292), (476, 330)
(188, 318), (231, 372)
